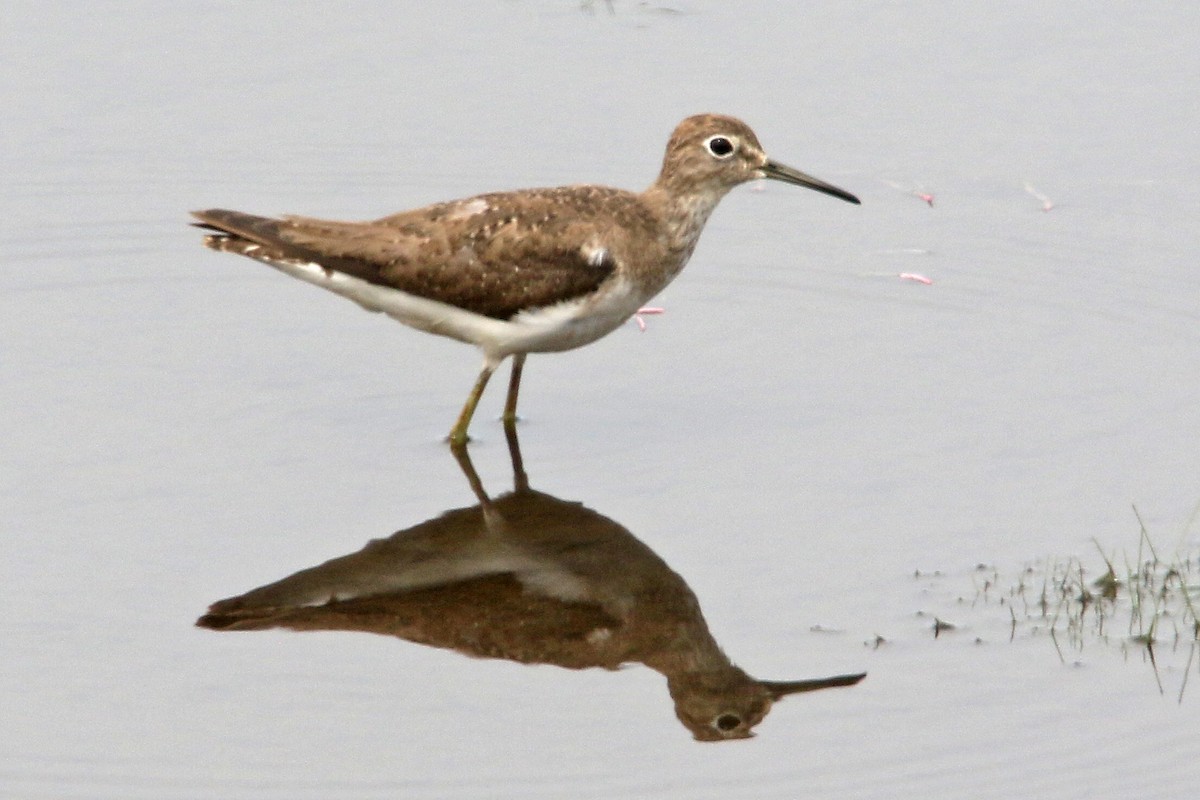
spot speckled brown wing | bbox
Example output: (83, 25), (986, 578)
(193, 187), (636, 320)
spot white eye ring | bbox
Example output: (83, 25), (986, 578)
(704, 134), (736, 159)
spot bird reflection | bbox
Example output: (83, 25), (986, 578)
(197, 427), (864, 740)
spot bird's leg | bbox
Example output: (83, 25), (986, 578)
(449, 432), (490, 505)
(449, 359), (498, 448)
(502, 416), (530, 493)
(502, 353), (526, 426)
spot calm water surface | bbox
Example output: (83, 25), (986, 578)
(3, 2), (1198, 798)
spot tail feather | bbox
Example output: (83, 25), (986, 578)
(191, 209), (280, 241)
(191, 209), (303, 260)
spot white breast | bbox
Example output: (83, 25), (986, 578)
(503, 275), (644, 355)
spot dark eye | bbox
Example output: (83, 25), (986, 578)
(706, 136), (734, 158)
(714, 713), (742, 732)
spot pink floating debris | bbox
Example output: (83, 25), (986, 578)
(633, 306), (665, 332)
(898, 273), (933, 285)
(1023, 181), (1054, 212)
(882, 179), (934, 207)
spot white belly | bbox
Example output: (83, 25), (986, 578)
(260, 257), (645, 359)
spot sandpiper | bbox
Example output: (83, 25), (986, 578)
(193, 114), (859, 444)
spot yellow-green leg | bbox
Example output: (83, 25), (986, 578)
(449, 360), (498, 448)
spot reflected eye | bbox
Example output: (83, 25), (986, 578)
(714, 713), (742, 732)
(705, 136), (735, 158)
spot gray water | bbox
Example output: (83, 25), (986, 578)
(3, 2), (1198, 798)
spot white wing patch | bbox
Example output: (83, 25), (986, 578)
(582, 241), (614, 269)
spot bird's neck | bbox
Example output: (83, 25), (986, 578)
(642, 182), (729, 261)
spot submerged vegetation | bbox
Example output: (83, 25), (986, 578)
(971, 506), (1200, 701)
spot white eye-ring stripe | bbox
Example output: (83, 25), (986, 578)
(703, 134), (737, 159)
